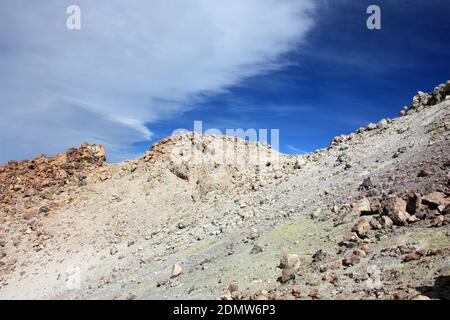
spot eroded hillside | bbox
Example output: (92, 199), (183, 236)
(0, 81), (449, 300)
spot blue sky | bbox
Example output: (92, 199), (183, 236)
(1, 0), (449, 163)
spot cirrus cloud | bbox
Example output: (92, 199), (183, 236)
(0, 0), (316, 162)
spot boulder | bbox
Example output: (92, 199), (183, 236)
(422, 192), (450, 209)
(382, 197), (408, 226)
(352, 198), (372, 215)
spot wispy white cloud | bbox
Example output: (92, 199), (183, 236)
(0, 0), (316, 163)
(286, 144), (308, 154)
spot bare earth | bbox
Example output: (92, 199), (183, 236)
(0, 82), (449, 300)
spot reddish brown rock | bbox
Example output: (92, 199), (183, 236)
(433, 215), (445, 227)
(402, 252), (422, 262)
(370, 218), (382, 230)
(343, 252), (361, 266)
(352, 198), (371, 215)
(352, 218), (371, 238)
(370, 199), (382, 214)
(227, 281), (239, 293)
(342, 232), (359, 243)
(406, 192), (421, 214)
(393, 292), (405, 300)
(309, 288), (319, 300)
(291, 286), (302, 298)
(382, 197), (408, 226)
(0, 143), (106, 216)
(422, 192), (450, 209)
(23, 207), (38, 220)
(322, 272), (337, 282)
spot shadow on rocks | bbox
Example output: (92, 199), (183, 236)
(417, 276), (450, 300)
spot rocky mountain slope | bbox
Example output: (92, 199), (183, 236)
(0, 81), (449, 300)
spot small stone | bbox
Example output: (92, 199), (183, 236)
(353, 249), (367, 257)
(377, 119), (389, 129)
(370, 218), (382, 230)
(393, 292), (405, 300)
(281, 267), (296, 283)
(352, 218), (371, 238)
(359, 243), (371, 255)
(227, 281), (239, 293)
(280, 254), (301, 269)
(322, 272), (336, 282)
(418, 166), (433, 177)
(360, 177), (373, 190)
(254, 293), (269, 300)
(126, 293), (137, 300)
(370, 199), (382, 214)
(312, 249), (327, 263)
(411, 295), (431, 300)
(250, 244), (263, 255)
(24, 207), (38, 220)
(309, 288), (319, 300)
(39, 206), (50, 214)
(414, 211), (426, 219)
(433, 215), (445, 227)
(274, 170), (284, 179)
(110, 246), (118, 256)
(403, 252), (422, 262)
(171, 264), (183, 278)
(342, 232), (359, 243)
(342, 252), (361, 266)
(291, 286), (302, 298)
(99, 171), (112, 181)
(247, 228), (260, 240)
(311, 208), (321, 219)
